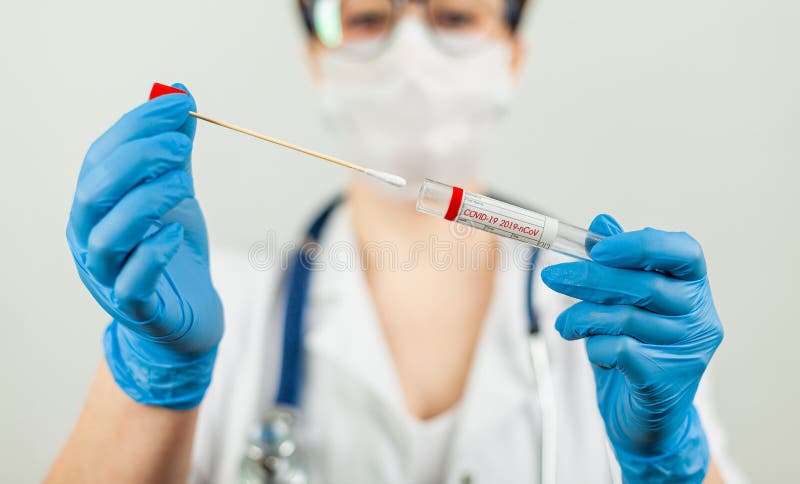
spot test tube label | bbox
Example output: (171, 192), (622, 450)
(454, 192), (559, 249)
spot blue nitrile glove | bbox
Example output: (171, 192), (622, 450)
(541, 215), (723, 483)
(66, 84), (223, 410)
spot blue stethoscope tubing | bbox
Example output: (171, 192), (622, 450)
(274, 196), (342, 408)
(267, 195), (588, 484)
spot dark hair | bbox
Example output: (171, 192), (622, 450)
(297, 0), (530, 37)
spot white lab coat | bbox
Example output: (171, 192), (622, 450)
(190, 204), (745, 484)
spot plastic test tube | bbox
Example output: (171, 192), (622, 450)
(416, 179), (603, 260)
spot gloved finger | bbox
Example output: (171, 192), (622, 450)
(590, 228), (707, 281)
(171, 83), (197, 140)
(589, 214), (624, 237)
(541, 261), (695, 315)
(85, 170), (193, 286)
(585, 335), (660, 384)
(83, 88), (195, 172)
(585, 214), (624, 253)
(69, 132), (193, 248)
(555, 301), (687, 345)
(113, 223), (184, 322)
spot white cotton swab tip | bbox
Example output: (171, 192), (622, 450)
(364, 168), (407, 188)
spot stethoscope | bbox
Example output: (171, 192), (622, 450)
(238, 195), (604, 484)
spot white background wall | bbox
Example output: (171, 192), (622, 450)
(2, 0), (798, 481)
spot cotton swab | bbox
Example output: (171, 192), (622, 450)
(188, 111), (407, 188)
(148, 83), (407, 188)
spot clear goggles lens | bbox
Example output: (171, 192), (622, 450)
(311, 0), (509, 57)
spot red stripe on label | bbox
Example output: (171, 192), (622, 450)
(149, 83), (187, 100)
(444, 186), (464, 221)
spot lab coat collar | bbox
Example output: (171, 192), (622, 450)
(445, 242), (537, 468)
(303, 203), (537, 455)
(303, 204), (408, 420)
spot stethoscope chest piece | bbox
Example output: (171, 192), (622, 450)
(239, 407), (310, 484)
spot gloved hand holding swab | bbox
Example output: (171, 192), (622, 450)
(149, 83), (406, 188)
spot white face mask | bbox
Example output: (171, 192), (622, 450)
(317, 20), (515, 197)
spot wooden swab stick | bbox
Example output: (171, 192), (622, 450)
(189, 111), (357, 170)
(148, 83), (406, 188)
(189, 112), (405, 187)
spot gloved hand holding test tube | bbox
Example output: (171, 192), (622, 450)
(417, 178), (603, 260)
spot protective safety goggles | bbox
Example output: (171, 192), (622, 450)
(299, 0), (522, 58)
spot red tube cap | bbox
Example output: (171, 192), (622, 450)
(149, 82), (187, 100)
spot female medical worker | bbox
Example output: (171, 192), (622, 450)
(49, 1), (744, 483)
